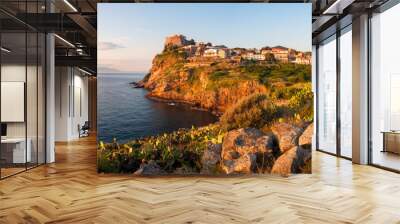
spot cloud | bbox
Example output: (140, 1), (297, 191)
(98, 41), (125, 51)
(98, 65), (123, 73)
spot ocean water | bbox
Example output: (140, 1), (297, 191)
(98, 73), (218, 143)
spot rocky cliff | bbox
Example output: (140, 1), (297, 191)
(141, 48), (267, 115)
(139, 35), (312, 115)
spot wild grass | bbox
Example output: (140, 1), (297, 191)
(97, 125), (225, 173)
(219, 93), (282, 131)
(219, 83), (313, 131)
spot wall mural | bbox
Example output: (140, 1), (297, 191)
(97, 3), (313, 176)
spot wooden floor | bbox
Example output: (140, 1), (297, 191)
(1, 135), (400, 224)
(372, 150), (400, 171)
(1, 167), (26, 178)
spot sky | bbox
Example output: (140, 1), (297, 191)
(98, 3), (311, 73)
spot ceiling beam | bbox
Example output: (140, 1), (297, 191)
(55, 55), (96, 70)
(66, 13), (97, 47)
(323, 0), (356, 14)
(67, 13), (97, 40)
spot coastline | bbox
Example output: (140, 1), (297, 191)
(99, 73), (219, 143)
(128, 78), (223, 116)
(145, 94), (223, 116)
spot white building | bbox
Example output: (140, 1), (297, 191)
(242, 52), (266, 61)
(203, 48), (219, 57)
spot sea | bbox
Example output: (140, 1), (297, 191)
(97, 73), (218, 143)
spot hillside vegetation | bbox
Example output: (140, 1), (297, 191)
(142, 47), (311, 114)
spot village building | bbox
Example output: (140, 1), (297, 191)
(204, 47), (231, 59)
(261, 47), (272, 55)
(195, 43), (206, 56)
(242, 51), (266, 61)
(271, 46), (290, 62)
(288, 49), (297, 62)
(164, 36), (308, 64)
(231, 48), (245, 56)
(182, 45), (198, 57)
(294, 55), (311, 64)
(203, 48), (219, 57)
(242, 51), (254, 60)
(217, 48), (230, 59)
(253, 54), (266, 61)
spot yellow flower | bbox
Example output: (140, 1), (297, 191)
(217, 134), (224, 143)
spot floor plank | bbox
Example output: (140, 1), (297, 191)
(0, 135), (399, 224)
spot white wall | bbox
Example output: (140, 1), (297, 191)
(1, 65), (26, 139)
(73, 73), (89, 138)
(312, 45), (317, 151)
(1, 63), (46, 164)
(55, 66), (71, 141)
(0, 64), (41, 138)
(55, 67), (89, 141)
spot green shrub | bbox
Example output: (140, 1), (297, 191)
(219, 85), (313, 131)
(268, 63), (311, 83)
(219, 93), (282, 131)
(97, 150), (121, 173)
(97, 139), (142, 173)
(210, 70), (228, 80)
(288, 84), (313, 122)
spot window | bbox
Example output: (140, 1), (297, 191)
(339, 27), (352, 158)
(317, 35), (337, 154)
(0, 2), (46, 179)
(370, 3), (400, 171)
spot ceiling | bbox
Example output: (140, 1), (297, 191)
(0, 0), (393, 75)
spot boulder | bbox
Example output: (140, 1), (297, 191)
(222, 153), (255, 174)
(134, 160), (166, 176)
(271, 122), (304, 153)
(200, 143), (222, 175)
(299, 123), (313, 149)
(221, 128), (279, 174)
(271, 146), (311, 176)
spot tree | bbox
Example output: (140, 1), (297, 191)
(264, 53), (276, 63)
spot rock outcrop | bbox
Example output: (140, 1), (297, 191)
(271, 122), (304, 153)
(144, 70), (267, 114)
(221, 128), (279, 174)
(201, 142), (222, 175)
(129, 81), (145, 88)
(164, 34), (194, 47)
(271, 146), (311, 175)
(132, 123), (313, 176)
(141, 44), (267, 115)
(299, 123), (313, 149)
